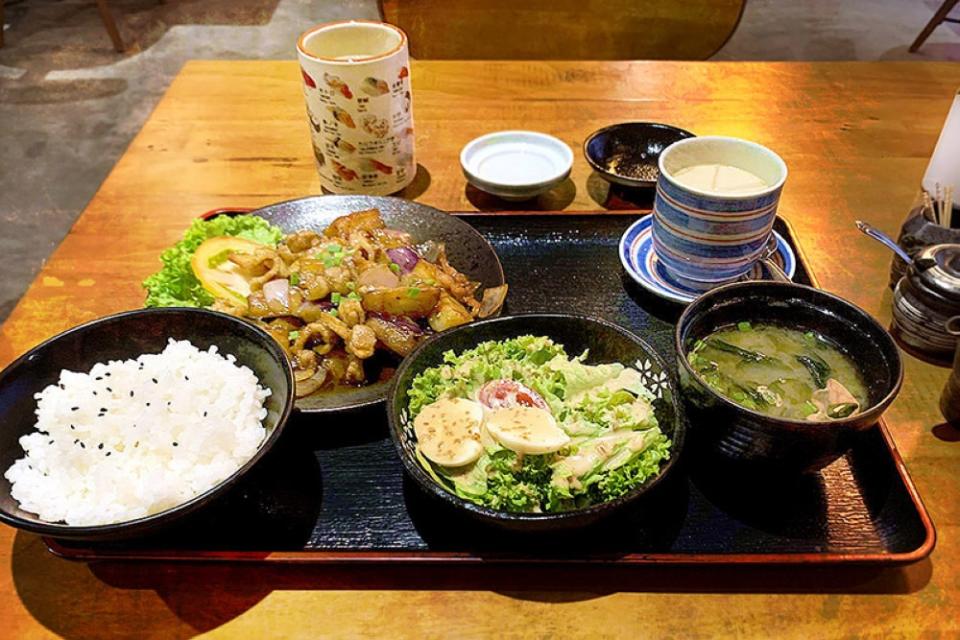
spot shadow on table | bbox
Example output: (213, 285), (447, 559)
(10, 525), (935, 637)
(464, 179), (577, 212)
(586, 172), (656, 211)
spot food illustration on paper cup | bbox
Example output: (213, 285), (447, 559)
(324, 72), (354, 99)
(300, 67), (317, 89)
(332, 160), (359, 181)
(398, 66), (409, 80)
(332, 136), (356, 154)
(307, 108), (322, 133)
(312, 144), (326, 166)
(362, 114), (390, 139)
(358, 158), (394, 175)
(361, 77), (390, 97)
(328, 105), (356, 129)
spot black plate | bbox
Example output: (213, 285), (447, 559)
(47, 214), (934, 563)
(247, 195), (506, 413)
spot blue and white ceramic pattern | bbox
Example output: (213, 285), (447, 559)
(652, 136), (787, 286)
(620, 215), (796, 304)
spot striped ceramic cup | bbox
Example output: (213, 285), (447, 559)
(652, 136), (787, 291)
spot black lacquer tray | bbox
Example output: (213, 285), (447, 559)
(46, 213), (935, 565)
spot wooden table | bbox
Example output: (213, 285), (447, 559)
(1, 60), (959, 638)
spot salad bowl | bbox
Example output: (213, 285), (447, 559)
(387, 313), (685, 532)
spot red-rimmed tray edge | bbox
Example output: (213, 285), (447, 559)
(42, 208), (937, 566)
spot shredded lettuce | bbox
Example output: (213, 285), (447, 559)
(142, 214), (283, 308)
(407, 335), (672, 514)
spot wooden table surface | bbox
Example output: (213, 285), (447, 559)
(1, 60), (959, 638)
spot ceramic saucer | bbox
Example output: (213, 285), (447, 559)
(619, 215), (797, 304)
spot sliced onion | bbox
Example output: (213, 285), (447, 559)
(295, 370), (328, 398)
(358, 264), (400, 288)
(478, 284), (509, 318)
(386, 247), (419, 273)
(263, 278), (291, 310)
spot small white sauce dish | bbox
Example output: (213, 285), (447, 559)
(460, 131), (573, 201)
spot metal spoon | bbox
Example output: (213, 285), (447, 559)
(759, 234), (792, 282)
(855, 220), (913, 265)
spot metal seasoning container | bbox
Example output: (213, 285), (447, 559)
(891, 243), (960, 364)
(890, 206), (960, 288)
(940, 316), (960, 425)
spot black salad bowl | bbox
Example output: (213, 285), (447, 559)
(0, 308), (295, 541)
(676, 281), (903, 474)
(584, 122), (695, 188)
(387, 314), (685, 532)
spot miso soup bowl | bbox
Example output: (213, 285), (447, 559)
(675, 281), (902, 474)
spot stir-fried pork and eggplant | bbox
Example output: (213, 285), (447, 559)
(182, 210), (506, 396)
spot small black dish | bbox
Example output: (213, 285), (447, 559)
(584, 122), (695, 189)
(676, 281), (903, 474)
(246, 195), (507, 413)
(387, 313), (684, 532)
(0, 308), (295, 541)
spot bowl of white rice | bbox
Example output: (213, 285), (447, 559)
(0, 308), (295, 540)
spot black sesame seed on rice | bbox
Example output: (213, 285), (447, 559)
(71, 406), (79, 411)
(172, 442), (178, 447)
(130, 390), (134, 397)
(105, 452), (111, 457)
(95, 376), (102, 381)
(106, 387), (112, 392)
(152, 378), (158, 384)
(98, 443), (104, 450)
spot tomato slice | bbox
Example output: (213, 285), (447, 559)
(190, 236), (266, 306)
(477, 379), (550, 412)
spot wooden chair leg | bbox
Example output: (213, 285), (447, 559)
(910, 0), (960, 52)
(95, 0), (125, 53)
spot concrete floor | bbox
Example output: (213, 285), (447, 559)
(1, 0), (959, 322)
